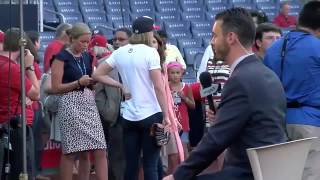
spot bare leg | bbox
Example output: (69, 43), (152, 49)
(139, 167), (144, 180)
(93, 149), (108, 180)
(166, 153), (179, 175)
(182, 143), (189, 159)
(60, 153), (75, 180)
(73, 160), (79, 174)
(78, 152), (90, 180)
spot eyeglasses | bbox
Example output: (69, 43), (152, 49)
(113, 37), (128, 42)
(263, 36), (281, 41)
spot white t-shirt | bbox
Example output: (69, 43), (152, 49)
(197, 45), (214, 80)
(165, 44), (186, 69)
(106, 44), (162, 121)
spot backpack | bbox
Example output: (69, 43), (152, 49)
(40, 73), (61, 141)
(95, 69), (122, 127)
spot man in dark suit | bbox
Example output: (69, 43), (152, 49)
(163, 7), (287, 180)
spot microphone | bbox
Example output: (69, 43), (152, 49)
(199, 72), (218, 113)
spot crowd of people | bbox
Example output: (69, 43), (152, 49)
(0, 1), (319, 180)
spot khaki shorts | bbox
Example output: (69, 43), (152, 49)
(287, 124), (320, 180)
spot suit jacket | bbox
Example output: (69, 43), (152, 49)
(174, 55), (287, 180)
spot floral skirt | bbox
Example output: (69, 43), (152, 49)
(57, 88), (106, 154)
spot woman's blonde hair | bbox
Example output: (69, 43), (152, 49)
(129, 32), (152, 46)
(66, 23), (91, 40)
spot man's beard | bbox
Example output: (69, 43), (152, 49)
(212, 41), (229, 62)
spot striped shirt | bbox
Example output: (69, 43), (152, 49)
(206, 59), (230, 106)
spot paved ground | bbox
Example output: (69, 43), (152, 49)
(36, 174), (97, 180)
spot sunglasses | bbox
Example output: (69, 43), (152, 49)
(113, 37), (128, 42)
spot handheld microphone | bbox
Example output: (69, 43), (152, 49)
(199, 72), (217, 113)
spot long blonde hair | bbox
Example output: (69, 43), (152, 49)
(129, 32), (152, 46)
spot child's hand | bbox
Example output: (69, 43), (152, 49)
(177, 91), (186, 100)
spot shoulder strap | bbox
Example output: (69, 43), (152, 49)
(13, 94), (21, 116)
(279, 34), (289, 82)
(280, 29), (310, 82)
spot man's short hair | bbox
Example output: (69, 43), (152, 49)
(255, 23), (282, 49)
(298, 1), (320, 30)
(3, 28), (21, 52)
(215, 7), (256, 47)
(280, 2), (289, 9)
(115, 28), (132, 38)
(55, 23), (72, 38)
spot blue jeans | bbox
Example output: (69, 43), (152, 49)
(123, 112), (162, 180)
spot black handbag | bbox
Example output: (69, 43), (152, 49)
(9, 95), (21, 129)
(9, 115), (21, 129)
(150, 123), (170, 147)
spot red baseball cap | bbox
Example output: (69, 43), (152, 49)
(89, 35), (108, 48)
(153, 25), (161, 30)
(0, 31), (4, 43)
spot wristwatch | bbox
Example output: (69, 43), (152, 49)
(26, 65), (35, 71)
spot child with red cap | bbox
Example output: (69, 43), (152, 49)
(89, 34), (113, 62)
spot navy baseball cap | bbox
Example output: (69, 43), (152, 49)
(132, 16), (156, 34)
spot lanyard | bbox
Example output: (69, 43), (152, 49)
(72, 54), (87, 76)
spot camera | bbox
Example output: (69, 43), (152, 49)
(9, 115), (21, 129)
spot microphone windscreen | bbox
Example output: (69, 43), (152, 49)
(199, 72), (212, 88)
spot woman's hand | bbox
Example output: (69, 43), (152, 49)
(24, 49), (34, 67)
(121, 86), (132, 100)
(78, 75), (94, 87)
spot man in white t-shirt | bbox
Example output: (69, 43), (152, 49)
(197, 44), (214, 80)
(93, 16), (170, 180)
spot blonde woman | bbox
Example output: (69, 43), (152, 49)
(50, 23), (107, 180)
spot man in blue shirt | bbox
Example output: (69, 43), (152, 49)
(264, 2), (320, 180)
